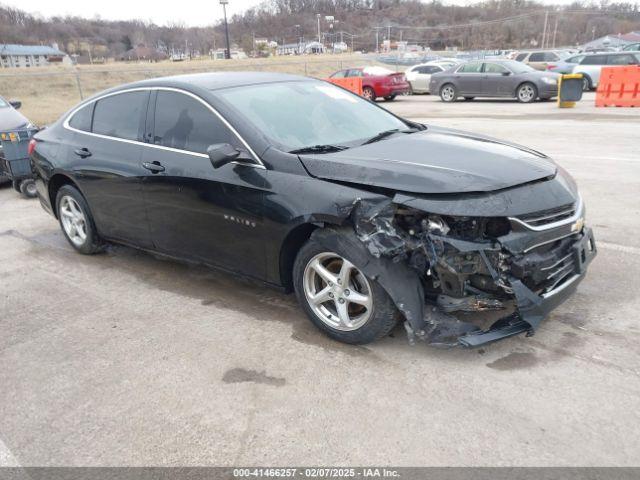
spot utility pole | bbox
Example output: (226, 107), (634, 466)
(541, 10), (548, 49)
(317, 14), (321, 44)
(220, 0), (231, 59)
(375, 27), (379, 53)
(552, 17), (558, 49)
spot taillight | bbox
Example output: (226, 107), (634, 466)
(27, 138), (36, 156)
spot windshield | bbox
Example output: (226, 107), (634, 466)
(215, 81), (409, 151)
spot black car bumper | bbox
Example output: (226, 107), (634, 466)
(458, 227), (596, 347)
(539, 84), (559, 98)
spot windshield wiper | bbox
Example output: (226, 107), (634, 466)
(289, 144), (348, 154)
(361, 127), (420, 146)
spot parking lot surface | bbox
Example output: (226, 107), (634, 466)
(1, 92), (639, 466)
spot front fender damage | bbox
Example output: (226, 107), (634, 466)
(326, 196), (595, 348)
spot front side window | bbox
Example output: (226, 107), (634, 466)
(215, 81), (408, 151)
(153, 91), (238, 154)
(92, 91), (148, 141)
(347, 69), (363, 77)
(459, 62), (482, 73)
(528, 52), (545, 62)
(331, 70), (346, 78)
(69, 103), (94, 132)
(608, 54), (637, 65)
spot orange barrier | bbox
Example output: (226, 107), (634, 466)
(326, 77), (363, 96)
(596, 66), (640, 107)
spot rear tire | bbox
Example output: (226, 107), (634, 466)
(293, 234), (399, 345)
(18, 179), (37, 198)
(582, 75), (592, 92)
(362, 86), (376, 101)
(516, 82), (537, 103)
(56, 185), (103, 255)
(440, 84), (457, 102)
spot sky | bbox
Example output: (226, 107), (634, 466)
(0, 0), (604, 27)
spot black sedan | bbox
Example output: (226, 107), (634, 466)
(429, 60), (560, 103)
(30, 72), (595, 347)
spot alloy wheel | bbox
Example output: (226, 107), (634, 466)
(59, 195), (88, 247)
(441, 85), (455, 102)
(518, 84), (535, 102)
(303, 252), (373, 331)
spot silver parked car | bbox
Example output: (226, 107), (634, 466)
(573, 52), (640, 91)
(429, 60), (560, 103)
(405, 62), (448, 93)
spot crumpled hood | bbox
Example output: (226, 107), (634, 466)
(298, 127), (557, 194)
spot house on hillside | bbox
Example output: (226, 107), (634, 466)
(0, 44), (70, 68)
(119, 46), (168, 62)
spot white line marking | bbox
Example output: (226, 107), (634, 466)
(0, 437), (19, 467)
(598, 241), (640, 256)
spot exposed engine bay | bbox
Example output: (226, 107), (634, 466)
(339, 197), (597, 347)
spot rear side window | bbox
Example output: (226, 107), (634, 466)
(347, 69), (363, 77)
(92, 91), (148, 141)
(459, 62), (482, 73)
(421, 66), (443, 74)
(153, 91), (238, 154)
(483, 63), (509, 74)
(581, 55), (607, 65)
(69, 103), (94, 132)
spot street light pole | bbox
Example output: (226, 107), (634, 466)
(220, 0), (231, 59)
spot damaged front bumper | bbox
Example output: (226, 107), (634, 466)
(333, 194), (597, 348)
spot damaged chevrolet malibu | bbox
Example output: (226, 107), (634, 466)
(30, 72), (596, 347)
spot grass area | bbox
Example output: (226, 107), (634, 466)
(0, 54), (385, 126)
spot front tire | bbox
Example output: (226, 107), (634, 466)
(383, 94), (397, 101)
(440, 84), (457, 102)
(56, 185), (103, 254)
(517, 82), (537, 103)
(582, 75), (592, 92)
(293, 235), (398, 344)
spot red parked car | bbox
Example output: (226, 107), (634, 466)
(329, 66), (411, 101)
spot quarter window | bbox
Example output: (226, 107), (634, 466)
(92, 91), (148, 141)
(68, 103), (94, 132)
(153, 91), (238, 154)
(515, 53), (528, 62)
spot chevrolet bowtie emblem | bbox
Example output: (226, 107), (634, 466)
(572, 217), (585, 232)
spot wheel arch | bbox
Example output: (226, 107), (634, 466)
(278, 222), (320, 292)
(48, 173), (81, 218)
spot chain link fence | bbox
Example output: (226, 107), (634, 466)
(0, 56), (390, 126)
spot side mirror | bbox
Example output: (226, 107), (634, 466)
(9, 99), (21, 110)
(207, 143), (241, 169)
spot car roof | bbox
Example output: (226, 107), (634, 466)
(111, 71), (310, 93)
